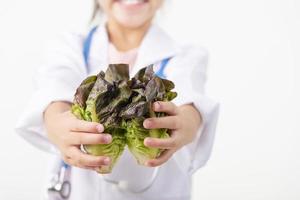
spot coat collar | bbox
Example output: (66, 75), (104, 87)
(88, 22), (180, 76)
(88, 24), (109, 73)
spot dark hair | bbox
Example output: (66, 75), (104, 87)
(91, 0), (100, 22)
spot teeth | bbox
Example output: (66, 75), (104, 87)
(119, 0), (145, 5)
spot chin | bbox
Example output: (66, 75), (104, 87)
(115, 15), (152, 29)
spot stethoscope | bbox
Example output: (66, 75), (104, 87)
(101, 166), (160, 193)
(47, 161), (71, 199)
(47, 151), (160, 199)
(47, 26), (171, 199)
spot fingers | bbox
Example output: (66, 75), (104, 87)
(70, 120), (104, 133)
(67, 132), (112, 145)
(143, 116), (181, 130)
(153, 101), (178, 115)
(64, 147), (111, 168)
(145, 149), (175, 167)
(144, 137), (178, 149)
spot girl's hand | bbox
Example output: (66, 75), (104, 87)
(44, 102), (112, 171)
(143, 101), (202, 167)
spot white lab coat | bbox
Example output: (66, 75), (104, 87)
(15, 23), (219, 200)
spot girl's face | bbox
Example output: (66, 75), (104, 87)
(98, 0), (163, 28)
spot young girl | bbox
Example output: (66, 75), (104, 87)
(16, 0), (219, 199)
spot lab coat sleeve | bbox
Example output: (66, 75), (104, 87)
(167, 46), (220, 175)
(15, 32), (86, 154)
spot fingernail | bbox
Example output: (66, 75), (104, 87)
(154, 102), (161, 110)
(143, 120), (151, 128)
(144, 138), (151, 146)
(96, 124), (104, 133)
(104, 135), (112, 143)
(104, 157), (110, 165)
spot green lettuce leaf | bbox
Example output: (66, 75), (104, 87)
(83, 126), (126, 174)
(125, 118), (169, 165)
(71, 75), (97, 119)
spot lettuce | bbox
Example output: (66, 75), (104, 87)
(71, 64), (176, 173)
(121, 66), (177, 164)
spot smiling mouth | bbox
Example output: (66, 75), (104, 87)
(115, 0), (149, 5)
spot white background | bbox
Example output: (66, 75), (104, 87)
(0, 0), (299, 199)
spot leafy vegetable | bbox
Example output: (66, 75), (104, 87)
(121, 65), (177, 164)
(71, 64), (177, 173)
